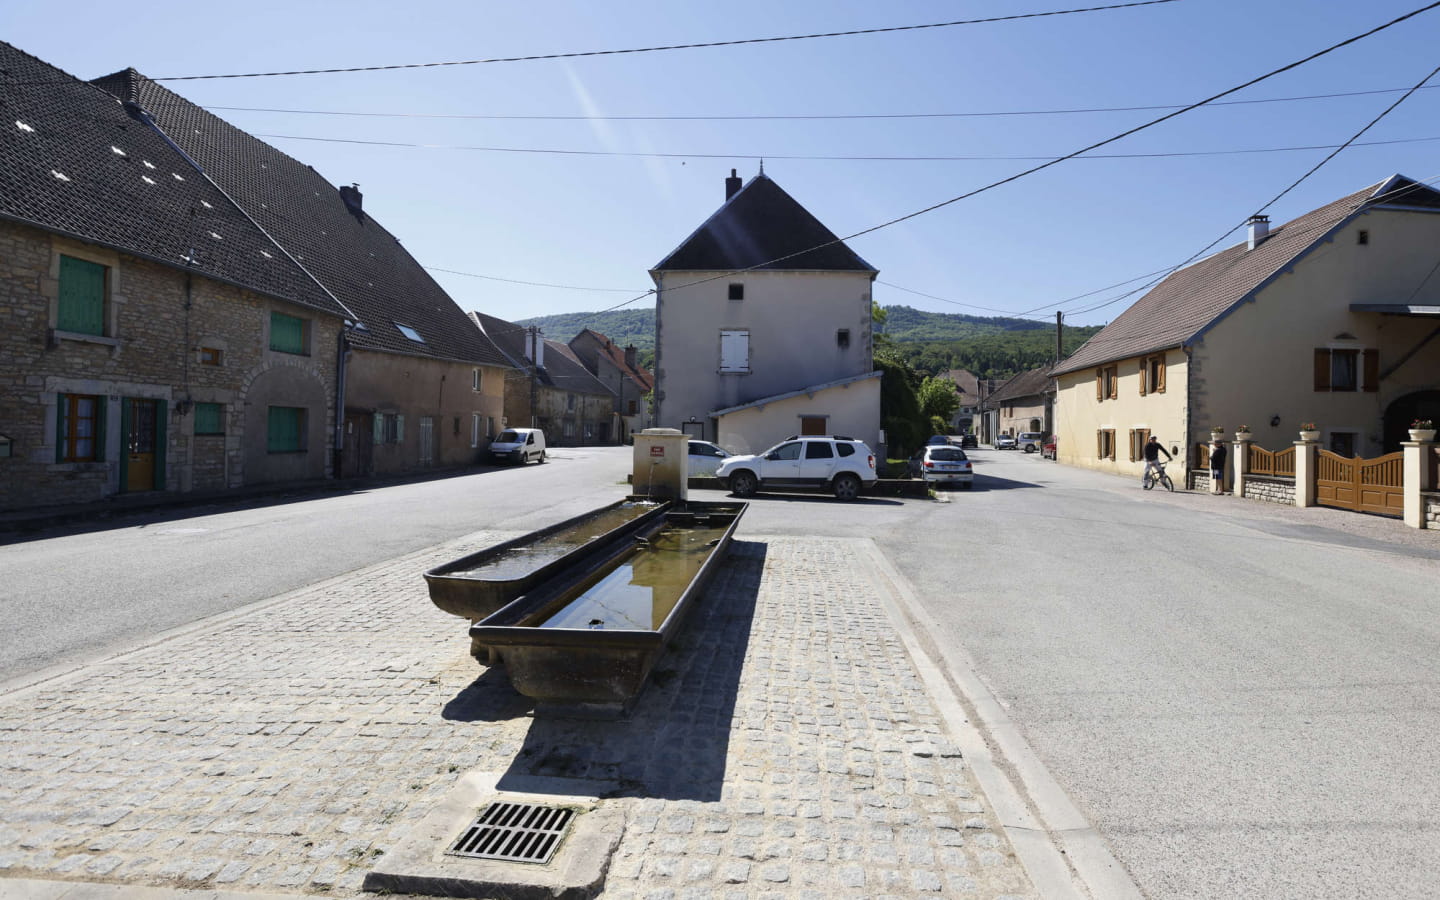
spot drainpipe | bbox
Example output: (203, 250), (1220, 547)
(334, 326), (350, 478)
(1183, 344), (1195, 476)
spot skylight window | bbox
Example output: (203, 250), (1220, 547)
(111, 145), (126, 156)
(16, 121), (34, 133)
(395, 323), (425, 343)
(51, 170), (70, 182)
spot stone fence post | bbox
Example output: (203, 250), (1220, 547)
(1293, 439), (1318, 508)
(1230, 437), (1251, 497)
(1403, 440), (1435, 529)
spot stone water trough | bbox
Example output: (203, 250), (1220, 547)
(423, 498), (671, 660)
(470, 500), (746, 716)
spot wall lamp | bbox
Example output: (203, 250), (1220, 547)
(1270, 415), (1281, 427)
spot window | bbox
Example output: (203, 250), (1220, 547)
(472, 368), (482, 391)
(836, 328), (850, 349)
(728, 283), (744, 301)
(1128, 428), (1151, 461)
(627, 400), (638, 415)
(56, 393), (103, 462)
(373, 413), (405, 445)
(57, 255), (107, 335)
(1357, 230), (1370, 245)
(269, 311), (308, 354)
(800, 415), (827, 436)
(266, 406), (305, 453)
(567, 393), (576, 412)
(471, 414), (481, 448)
(1140, 354), (1166, 395)
(563, 420), (575, 438)
(1095, 365), (1118, 401)
(804, 441), (834, 459)
(194, 402), (224, 435)
(719, 330), (750, 373)
(395, 322), (424, 343)
(1314, 348), (1377, 392)
(836, 443), (856, 457)
(199, 347), (223, 366)
(770, 442), (802, 461)
(1329, 431), (1358, 457)
(1097, 428), (1116, 460)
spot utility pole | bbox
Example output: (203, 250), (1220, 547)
(1055, 311), (1064, 364)
(528, 326), (540, 428)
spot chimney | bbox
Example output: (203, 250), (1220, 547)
(725, 168), (742, 201)
(525, 327), (546, 368)
(339, 183), (363, 218)
(624, 344), (637, 369)
(1246, 214), (1270, 250)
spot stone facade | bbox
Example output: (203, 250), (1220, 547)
(0, 220), (342, 510)
(1242, 475), (1296, 505)
(1426, 492), (1440, 528)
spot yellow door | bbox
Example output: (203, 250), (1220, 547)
(124, 399), (158, 492)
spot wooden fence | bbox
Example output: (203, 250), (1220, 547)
(1247, 443), (1295, 477)
(1316, 449), (1404, 517)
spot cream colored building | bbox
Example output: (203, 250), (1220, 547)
(1054, 175), (1440, 476)
(650, 170), (881, 455)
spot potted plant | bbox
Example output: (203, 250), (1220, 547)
(1210, 425), (1226, 440)
(1409, 418), (1437, 441)
(1234, 425), (1253, 441)
(1298, 422), (1320, 442)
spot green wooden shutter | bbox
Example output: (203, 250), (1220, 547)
(119, 398), (131, 484)
(154, 399), (166, 484)
(58, 256), (106, 335)
(194, 402), (223, 435)
(396, 415), (405, 442)
(268, 407), (302, 452)
(269, 312), (305, 353)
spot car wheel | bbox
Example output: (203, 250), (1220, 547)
(538, 450), (546, 464)
(832, 473), (861, 501)
(729, 470), (758, 497)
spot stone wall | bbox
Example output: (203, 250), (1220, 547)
(1190, 470), (1212, 492)
(1242, 475), (1296, 505)
(1426, 492), (1440, 528)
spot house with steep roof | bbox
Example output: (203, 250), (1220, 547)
(941, 368), (983, 434)
(567, 328), (654, 443)
(650, 169), (881, 455)
(0, 42), (358, 508)
(92, 67), (515, 479)
(985, 367), (1054, 440)
(471, 314), (615, 445)
(1052, 175), (1440, 474)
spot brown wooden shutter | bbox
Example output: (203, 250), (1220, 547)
(1108, 367), (1118, 399)
(1363, 348), (1379, 392)
(1138, 360), (1148, 396)
(1313, 349), (1331, 391)
(1096, 369), (1104, 401)
(1156, 358), (1166, 393)
(1097, 430), (1103, 458)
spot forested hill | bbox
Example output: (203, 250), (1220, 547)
(514, 304), (1101, 379)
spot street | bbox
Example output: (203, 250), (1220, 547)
(4, 445), (1440, 898)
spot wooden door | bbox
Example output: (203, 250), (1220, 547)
(122, 398), (162, 492)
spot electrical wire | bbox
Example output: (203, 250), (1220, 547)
(251, 131), (1440, 162)
(149, 2), (1181, 81)
(425, 266), (643, 293)
(209, 83), (1440, 123)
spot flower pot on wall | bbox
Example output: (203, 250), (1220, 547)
(1299, 430), (1320, 442)
(1235, 432), (1253, 441)
(1410, 429), (1437, 442)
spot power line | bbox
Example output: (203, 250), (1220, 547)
(425, 266), (643, 293)
(210, 83), (1440, 123)
(150, 1), (1180, 81)
(254, 130), (1440, 162)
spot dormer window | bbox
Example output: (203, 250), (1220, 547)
(395, 323), (424, 343)
(728, 283), (744, 301)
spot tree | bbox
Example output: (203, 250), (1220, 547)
(916, 376), (960, 424)
(877, 355), (927, 460)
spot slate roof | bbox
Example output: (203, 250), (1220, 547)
(84, 67), (510, 368)
(985, 366), (1054, 404)
(0, 42), (342, 316)
(573, 328), (655, 393)
(1054, 175), (1440, 375)
(471, 312), (611, 395)
(652, 173), (876, 273)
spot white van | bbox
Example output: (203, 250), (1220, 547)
(489, 427), (546, 465)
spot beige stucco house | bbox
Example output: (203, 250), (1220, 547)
(1053, 175), (1440, 476)
(986, 367), (1054, 440)
(649, 170), (882, 456)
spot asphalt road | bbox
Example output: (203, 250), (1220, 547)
(7, 444), (1440, 898)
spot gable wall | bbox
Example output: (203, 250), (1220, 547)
(1055, 349), (1189, 472)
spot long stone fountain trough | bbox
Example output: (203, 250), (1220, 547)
(470, 500), (746, 717)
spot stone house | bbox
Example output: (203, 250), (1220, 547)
(567, 328), (654, 443)
(471, 314), (615, 445)
(1052, 175), (1440, 475)
(941, 368), (982, 434)
(0, 42), (350, 509)
(650, 169), (881, 456)
(985, 367), (1055, 440)
(94, 68), (514, 479)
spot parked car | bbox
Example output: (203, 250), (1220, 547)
(687, 439), (730, 477)
(995, 434), (1017, 450)
(1018, 432), (1045, 453)
(716, 435), (877, 501)
(926, 434), (952, 446)
(1042, 436), (1057, 460)
(959, 434), (978, 449)
(489, 427), (546, 464)
(917, 445), (974, 489)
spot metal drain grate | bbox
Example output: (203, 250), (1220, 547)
(445, 802), (576, 865)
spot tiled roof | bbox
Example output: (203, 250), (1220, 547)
(86, 67), (511, 369)
(986, 366), (1054, 404)
(1054, 176), (1440, 375)
(471, 312), (610, 395)
(0, 42), (342, 316)
(652, 173), (876, 273)
(574, 328), (655, 392)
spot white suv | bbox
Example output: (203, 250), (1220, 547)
(716, 435), (877, 501)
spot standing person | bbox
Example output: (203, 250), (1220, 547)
(1142, 435), (1171, 486)
(1209, 439), (1228, 494)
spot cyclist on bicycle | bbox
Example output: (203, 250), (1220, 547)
(1142, 435), (1171, 486)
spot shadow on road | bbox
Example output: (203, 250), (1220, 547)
(972, 474), (1046, 491)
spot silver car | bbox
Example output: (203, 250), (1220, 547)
(687, 440), (730, 477)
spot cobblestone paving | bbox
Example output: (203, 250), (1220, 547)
(0, 533), (1035, 898)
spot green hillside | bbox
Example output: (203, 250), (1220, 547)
(515, 304), (1099, 381)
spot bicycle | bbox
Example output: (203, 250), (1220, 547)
(1142, 461), (1174, 492)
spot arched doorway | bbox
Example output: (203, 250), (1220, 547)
(1383, 390), (1440, 451)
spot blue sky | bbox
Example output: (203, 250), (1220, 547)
(5, 0), (1440, 328)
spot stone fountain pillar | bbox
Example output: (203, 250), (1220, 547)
(632, 428), (689, 501)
